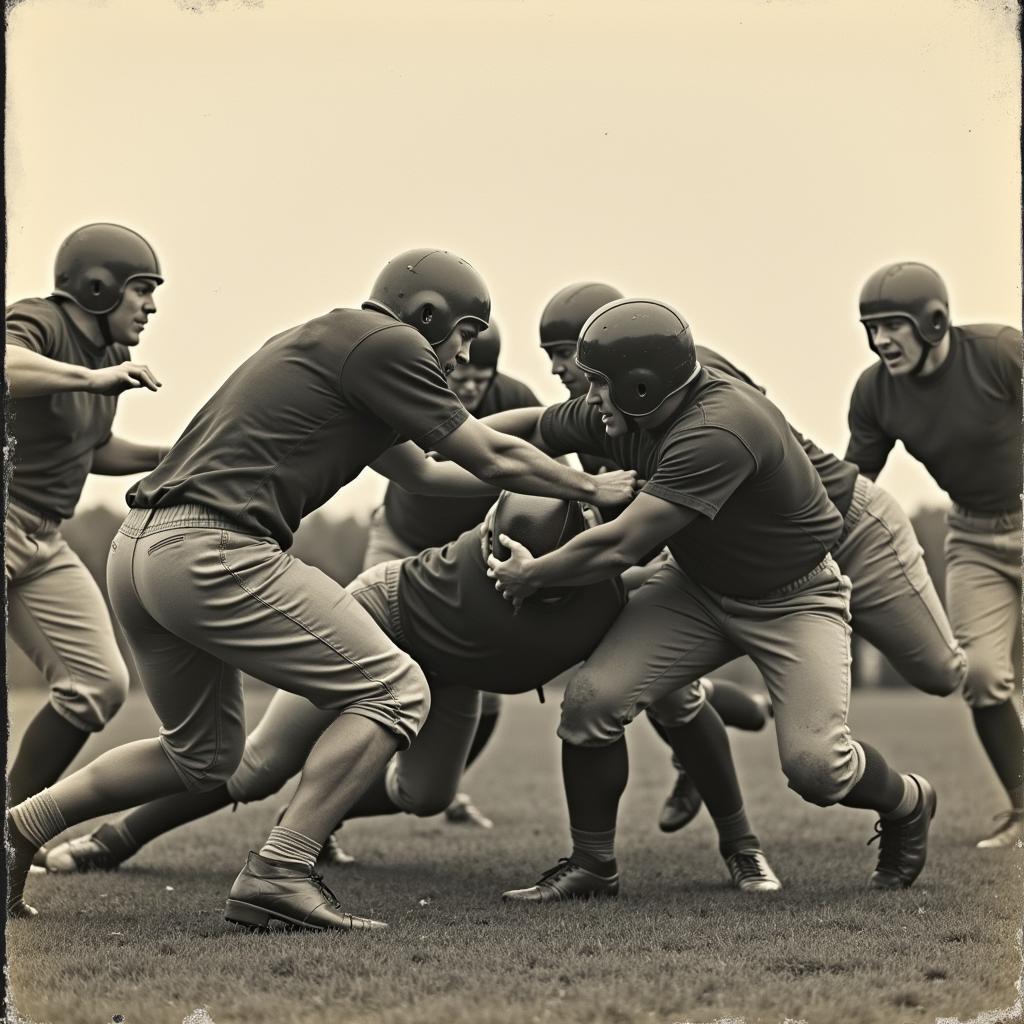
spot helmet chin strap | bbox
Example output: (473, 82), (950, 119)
(96, 313), (116, 347)
(909, 337), (932, 376)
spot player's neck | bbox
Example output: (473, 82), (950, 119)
(636, 390), (689, 432)
(916, 332), (951, 377)
(61, 303), (107, 349)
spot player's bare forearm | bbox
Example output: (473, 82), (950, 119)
(478, 407), (547, 446)
(489, 492), (696, 603)
(406, 458), (498, 497)
(6, 346), (93, 397)
(516, 523), (638, 588)
(432, 419), (635, 505)
(91, 436), (168, 475)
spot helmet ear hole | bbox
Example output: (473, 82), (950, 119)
(91, 281), (103, 295)
(636, 383), (647, 398)
(421, 304), (434, 325)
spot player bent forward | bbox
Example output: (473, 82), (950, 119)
(42, 493), (630, 879)
(5, 249), (638, 931)
(488, 298), (937, 901)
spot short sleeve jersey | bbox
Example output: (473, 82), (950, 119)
(398, 525), (625, 692)
(540, 369), (844, 597)
(697, 344), (860, 518)
(845, 324), (1023, 514)
(129, 308), (468, 550)
(382, 372), (540, 549)
(6, 297), (130, 520)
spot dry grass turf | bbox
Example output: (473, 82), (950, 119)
(5, 685), (1023, 1024)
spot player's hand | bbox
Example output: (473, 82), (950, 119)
(590, 468), (640, 507)
(486, 534), (538, 610)
(88, 362), (162, 395)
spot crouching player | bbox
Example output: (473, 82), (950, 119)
(42, 493), (625, 892)
(488, 298), (938, 901)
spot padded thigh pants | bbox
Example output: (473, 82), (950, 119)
(107, 507), (428, 792)
(945, 505), (1023, 709)
(563, 555), (865, 806)
(835, 477), (967, 697)
(227, 558), (482, 814)
(5, 501), (129, 731)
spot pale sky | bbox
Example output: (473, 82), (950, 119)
(5, 0), (1021, 521)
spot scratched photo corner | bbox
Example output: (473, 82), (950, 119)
(3, 0), (1022, 1023)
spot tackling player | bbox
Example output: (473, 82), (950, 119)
(489, 298), (937, 901)
(42, 494), (624, 889)
(6, 249), (638, 931)
(361, 319), (541, 831)
(6, 224), (168, 812)
(846, 262), (1023, 848)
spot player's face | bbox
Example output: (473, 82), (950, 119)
(448, 364), (495, 412)
(865, 317), (926, 377)
(436, 322), (480, 376)
(108, 279), (158, 346)
(584, 373), (628, 436)
(545, 343), (588, 399)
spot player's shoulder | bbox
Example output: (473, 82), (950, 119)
(851, 360), (886, 399)
(5, 296), (64, 329)
(957, 323), (1023, 352)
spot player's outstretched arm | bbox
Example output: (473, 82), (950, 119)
(432, 416), (638, 507)
(91, 435), (169, 475)
(6, 345), (162, 398)
(488, 492), (696, 604)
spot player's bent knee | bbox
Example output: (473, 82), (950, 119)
(961, 656), (1013, 708)
(228, 746), (305, 803)
(384, 759), (457, 816)
(96, 660), (132, 722)
(162, 726), (247, 792)
(782, 748), (851, 807)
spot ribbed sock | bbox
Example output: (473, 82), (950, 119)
(562, 738), (628, 833)
(881, 775), (920, 821)
(569, 826), (617, 874)
(713, 807), (760, 858)
(10, 789), (68, 849)
(660, 704), (745, 819)
(8, 704), (91, 805)
(839, 743), (907, 814)
(259, 826), (321, 870)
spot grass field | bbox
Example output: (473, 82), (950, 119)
(5, 685), (1022, 1024)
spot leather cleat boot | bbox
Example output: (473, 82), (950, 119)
(724, 848), (782, 893)
(658, 771), (704, 833)
(502, 858), (619, 903)
(319, 832), (356, 866)
(224, 852), (387, 932)
(45, 831), (124, 873)
(868, 774), (937, 890)
(7, 897), (39, 919)
(976, 809), (1024, 849)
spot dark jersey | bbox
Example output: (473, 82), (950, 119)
(383, 372), (540, 549)
(540, 370), (843, 597)
(846, 324), (1023, 514)
(130, 308), (468, 550)
(6, 297), (131, 520)
(697, 345), (859, 518)
(398, 525), (625, 692)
